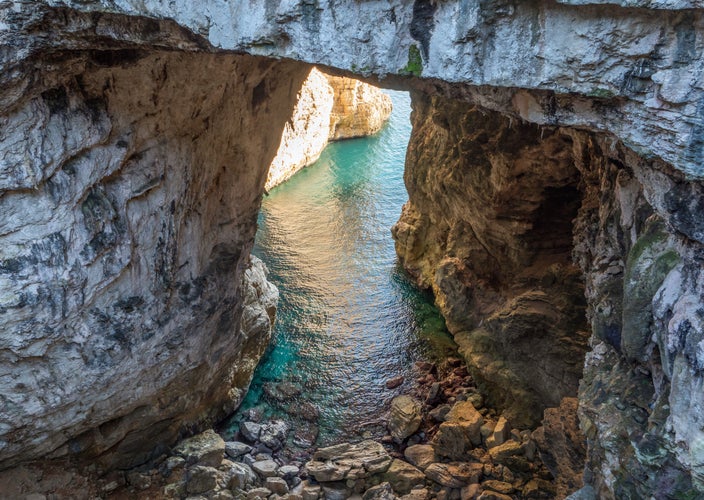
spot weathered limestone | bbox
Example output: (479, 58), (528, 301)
(0, 45), (306, 470)
(265, 68), (392, 190)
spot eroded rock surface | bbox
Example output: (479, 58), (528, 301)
(0, 43), (306, 470)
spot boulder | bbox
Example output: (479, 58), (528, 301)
(363, 482), (397, 500)
(225, 441), (252, 458)
(306, 440), (392, 482)
(252, 459), (279, 478)
(247, 487), (273, 500)
(386, 376), (405, 389)
(186, 465), (220, 495)
(487, 440), (523, 463)
(492, 417), (510, 446)
(228, 462), (257, 489)
(380, 459), (425, 495)
(400, 488), (429, 500)
(388, 396), (423, 441)
(482, 480), (513, 495)
(266, 476), (290, 495)
(424, 463), (482, 488)
(173, 429), (226, 467)
(260, 420), (290, 451)
(433, 402), (484, 459)
(403, 445), (436, 471)
(240, 422), (263, 443)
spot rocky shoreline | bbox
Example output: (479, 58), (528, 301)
(75, 354), (581, 500)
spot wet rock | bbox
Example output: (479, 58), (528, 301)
(433, 402), (484, 460)
(186, 465), (220, 495)
(306, 440), (392, 482)
(381, 459), (425, 495)
(296, 402), (321, 422)
(363, 482), (396, 500)
(226, 441), (253, 458)
(388, 396), (423, 441)
(424, 463), (482, 488)
(386, 376), (405, 389)
(294, 426), (319, 448)
(403, 445), (436, 471)
(264, 381), (302, 401)
(173, 429), (226, 467)
(241, 422), (263, 443)
(252, 459), (279, 478)
(266, 476), (290, 495)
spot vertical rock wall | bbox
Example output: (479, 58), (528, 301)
(265, 68), (392, 190)
(0, 48), (308, 470)
(393, 90), (704, 498)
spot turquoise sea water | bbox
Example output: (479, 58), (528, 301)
(222, 91), (454, 448)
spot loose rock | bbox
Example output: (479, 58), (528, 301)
(388, 396), (423, 441)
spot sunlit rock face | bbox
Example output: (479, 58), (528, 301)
(0, 16), (307, 468)
(265, 68), (391, 190)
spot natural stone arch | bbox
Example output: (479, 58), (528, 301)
(2, 2), (704, 498)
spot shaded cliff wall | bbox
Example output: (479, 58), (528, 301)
(393, 90), (704, 498)
(266, 68), (392, 190)
(0, 9), (309, 469)
(392, 92), (590, 429)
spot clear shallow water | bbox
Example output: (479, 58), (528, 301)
(222, 91), (455, 448)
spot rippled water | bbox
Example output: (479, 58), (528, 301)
(222, 91), (454, 448)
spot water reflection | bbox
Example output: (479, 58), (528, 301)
(222, 91), (454, 447)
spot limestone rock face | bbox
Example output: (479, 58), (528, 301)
(0, 38), (307, 469)
(392, 92), (590, 428)
(265, 68), (392, 190)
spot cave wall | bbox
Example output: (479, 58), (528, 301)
(0, 39), (308, 469)
(392, 92), (590, 428)
(393, 90), (704, 498)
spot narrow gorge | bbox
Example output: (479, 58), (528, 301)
(1, 1), (704, 499)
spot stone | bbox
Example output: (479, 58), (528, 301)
(492, 418), (510, 447)
(266, 476), (290, 495)
(321, 483), (350, 500)
(278, 465), (300, 479)
(460, 484), (480, 500)
(428, 405), (452, 423)
(424, 463), (482, 488)
(126, 471), (152, 490)
(388, 396), (423, 441)
(386, 376), (405, 389)
(253, 460), (279, 478)
(228, 462), (257, 490)
(293, 426), (319, 448)
(226, 441), (253, 459)
(302, 484), (322, 500)
(403, 445), (436, 471)
(433, 402), (484, 460)
(380, 459), (425, 495)
(263, 382), (302, 402)
(362, 482), (396, 500)
(173, 430), (226, 468)
(487, 441), (523, 463)
(259, 420), (290, 451)
(186, 465), (220, 495)
(306, 440), (392, 482)
(426, 383), (442, 405)
(247, 487), (273, 500)
(400, 488), (429, 500)
(241, 422), (263, 443)
(476, 492), (512, 500)
(481, 480), (513, 495)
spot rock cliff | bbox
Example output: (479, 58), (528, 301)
(0, 35), (307, 470)
(2, 1), (704, 498)
(265, 68), (391, 190)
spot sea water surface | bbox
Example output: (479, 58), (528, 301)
(222, 90), (454, 448)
